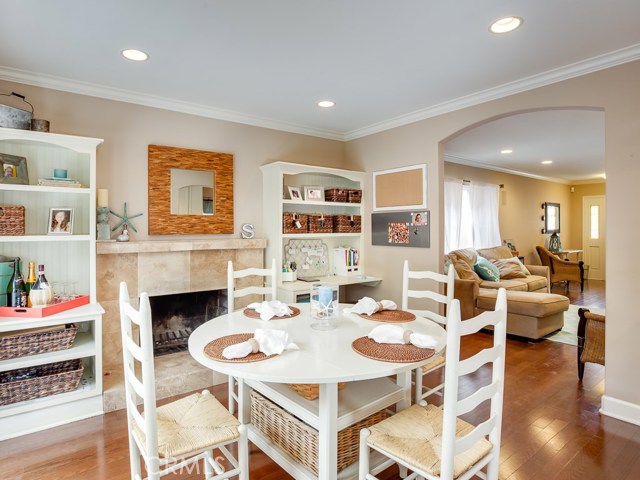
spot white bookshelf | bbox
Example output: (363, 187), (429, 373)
(0, 127), (104, 440)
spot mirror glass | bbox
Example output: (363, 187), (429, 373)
(170, 168), (214, 215)
(543, 202), (560, 233)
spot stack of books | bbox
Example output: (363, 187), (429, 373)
(37, 177), (82, 188)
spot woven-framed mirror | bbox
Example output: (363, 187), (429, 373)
(148, 145), (234, 235)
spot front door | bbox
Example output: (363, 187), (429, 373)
(582, 195), (606, 281)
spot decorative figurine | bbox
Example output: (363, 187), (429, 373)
(241, 223), (255, 239)
(116, 224), (130, 242)
(110, 202), (143, 238)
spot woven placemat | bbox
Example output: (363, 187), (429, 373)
(203, 333), (277, 363)
(352, 336), (435, 363)
(243, 306), (301, 319)
(358, 309), (416, 323)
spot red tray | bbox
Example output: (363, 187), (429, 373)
(0, 295), (90, 318)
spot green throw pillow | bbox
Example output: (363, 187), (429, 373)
(474, 256), (500, 281)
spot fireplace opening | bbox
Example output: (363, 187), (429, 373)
(149, 290), (227, 357)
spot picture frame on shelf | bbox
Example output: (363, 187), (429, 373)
(0, 153), (29, 185)
(288, 186), (302, 200)
(48, 207), (74, 235)
(304, 185), (324, 201)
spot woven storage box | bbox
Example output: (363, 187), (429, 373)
(333, 215), (361, 233)
(0, 358), (84, 406)
(347, 189), (362, 203)
(251, 390), (387, 474)
(307, 214), (333, 234)
(283, 212), (308, 234)
(324, 188), (348, 203)
(0, 205), (25, 236)
(287, 382), (346, 401)
(0, 324), (78, 361)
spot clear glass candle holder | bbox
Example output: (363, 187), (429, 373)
(310, 283), (339, 330)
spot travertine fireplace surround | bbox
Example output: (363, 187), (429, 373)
(97, 238), (267, 411)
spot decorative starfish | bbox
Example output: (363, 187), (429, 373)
(110, 202), (144, 233)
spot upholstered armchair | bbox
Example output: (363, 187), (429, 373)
(536, 245), (584, 291)
(577, 308), (605, 380)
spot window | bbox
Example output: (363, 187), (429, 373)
(445, 179), (501, 252)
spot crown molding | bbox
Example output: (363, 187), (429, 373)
(0, 66), (345, 141)
(344, 43), (640, 141)
(444, 153), (572, 185)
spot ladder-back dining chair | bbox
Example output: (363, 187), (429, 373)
(226, 258), (277, 414)
(119, 281), (248, 480)
(401, 260), (455, 404)
(359, 289), (507, 480)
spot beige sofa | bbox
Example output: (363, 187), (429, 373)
(447, 246), (570, 339)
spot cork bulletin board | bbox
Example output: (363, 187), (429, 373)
(373, 164), (426, 212)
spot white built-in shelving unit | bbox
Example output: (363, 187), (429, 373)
(260, 161), (380, 303)
(0, 127), (104, 440)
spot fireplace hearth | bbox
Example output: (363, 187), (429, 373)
(149, 289), (227, 356)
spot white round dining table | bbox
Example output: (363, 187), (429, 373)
(188, 303), (446, 480)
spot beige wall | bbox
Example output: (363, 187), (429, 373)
(569, 182), (606, 249)
(444, 162), (573, 264)
(0, 79), (346, 240)
(346, 60), (640, 422)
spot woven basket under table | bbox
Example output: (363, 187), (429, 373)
(333, 215), (361, 233)
(0, 324), (78, 361)
(287, 382), (346, 400)
(251, 389), (387, 474)
(0, 359), (84, 406)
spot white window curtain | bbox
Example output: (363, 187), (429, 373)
(445, 179), (501, 252)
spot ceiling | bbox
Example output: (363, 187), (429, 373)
(1, 1), (638, 180)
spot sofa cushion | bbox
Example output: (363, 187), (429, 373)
(479, 279), (528, 291)
(476, 289), (569, 318)
(516, 274), (548, 292)
(474, 256), (500, 281)
(448, 248), (478, 266)
(477, 246), (514, 261)
(490, 258), (527, 279)
(453, 259), (481, 282)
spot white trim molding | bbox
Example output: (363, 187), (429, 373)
(601, 395), (640, 426)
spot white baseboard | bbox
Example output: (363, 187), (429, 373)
(600, 395), (640, 426)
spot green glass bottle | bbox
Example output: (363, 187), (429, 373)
(7, 257), (27, 308)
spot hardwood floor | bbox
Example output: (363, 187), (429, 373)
(3, 280), (631, 480)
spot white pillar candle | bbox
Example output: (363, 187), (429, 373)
(97, 189), (109, 208)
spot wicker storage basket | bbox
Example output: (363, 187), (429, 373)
(283, 213), (308, 234)
(333, 215), (361, 233)
(347, 189), (362, 203)
(0, 359), (84, 406)
(0, 205), (25, 236)
(287, 382), (346, 400)
(307, 214), (333, 234)
(0, 324), (78, 361)
(324, 188), (348, 203)
(251, 390), (387, 474)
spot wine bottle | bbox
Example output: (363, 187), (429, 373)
(7, 257), (27, 308)
(29, 264), (52, 307)
(25, 261), (37, 308)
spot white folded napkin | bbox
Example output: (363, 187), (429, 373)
(247, 300), (294, 321)
(222, 328), (299, 359)
(343, 297), (397, 316)
(367, 324), (437, 349)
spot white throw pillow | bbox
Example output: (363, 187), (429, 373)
(500, 256), (531, 275)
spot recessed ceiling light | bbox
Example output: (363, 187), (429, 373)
(541, 160), (553, 165)
(121, 49), (149, 61)
(500, 149), (513, 154)
(489, 16), (523, 34)
(317, 100), (336, 108)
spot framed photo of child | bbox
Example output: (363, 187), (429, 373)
(48, 208), (74, 235)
